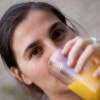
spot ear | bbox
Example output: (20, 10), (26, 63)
(10, 67), (32, 85)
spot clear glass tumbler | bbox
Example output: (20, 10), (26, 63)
(48, 48), (100, 100)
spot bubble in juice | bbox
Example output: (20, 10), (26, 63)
(48, 48), (100, 100)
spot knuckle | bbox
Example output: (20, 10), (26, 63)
(69, 51), (75, 59)
(87, 45), (95, 52)
(76, 36), (80, 39)
(64, 42), (70, 48)
(78, 38), (85, 44)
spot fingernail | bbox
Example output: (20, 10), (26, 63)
(67, 61), (71, 67)
(61, 49), (65, 54)
(93, 72), (98, 77)
(67, 59), (74, 67)
(61, 48), (66, 54)
(74, 68), (79, 73)
(74, 66), (80, 73)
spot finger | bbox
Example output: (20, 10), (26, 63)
(61, 36), (80, 56)
(91, 55), (100, 65)
(93, 66), (100, 77)
(75, 44), (96, 73)
(67, 38), (91, 67)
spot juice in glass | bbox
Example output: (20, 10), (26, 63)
(48, 49), (100, 100)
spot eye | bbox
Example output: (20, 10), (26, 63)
(31, 47), (43, 57)
(51, 30), (66, 41)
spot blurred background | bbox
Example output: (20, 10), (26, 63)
(0, 0), (100, 100)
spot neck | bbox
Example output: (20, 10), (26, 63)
(46, 90), (83, 100)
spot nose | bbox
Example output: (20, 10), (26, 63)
(45, 41), (58, 65)
(44, 39), (59, 54)
(46, 41), (58, 54)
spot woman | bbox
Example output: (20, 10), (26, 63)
(0, 2), (100, 100)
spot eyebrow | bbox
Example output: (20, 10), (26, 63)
(48, 21), (63, 33)
(23, 21), (63, 56)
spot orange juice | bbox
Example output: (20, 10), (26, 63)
(49, 49), (100, 100)
(68, 64), (100, 100)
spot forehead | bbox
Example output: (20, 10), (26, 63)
(13, 9), (60, 41)
(14, 9), (59, 37)
(12, 10), (60, 58)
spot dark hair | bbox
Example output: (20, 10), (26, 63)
(0, 2), (76, 100)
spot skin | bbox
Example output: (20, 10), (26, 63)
(10, 9), (100, 100)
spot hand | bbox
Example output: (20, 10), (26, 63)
(62, 36), (100, 77)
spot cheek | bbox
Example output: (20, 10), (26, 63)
(21, 57), (50, 84)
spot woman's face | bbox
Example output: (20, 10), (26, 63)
(12, 10), (76, 94)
